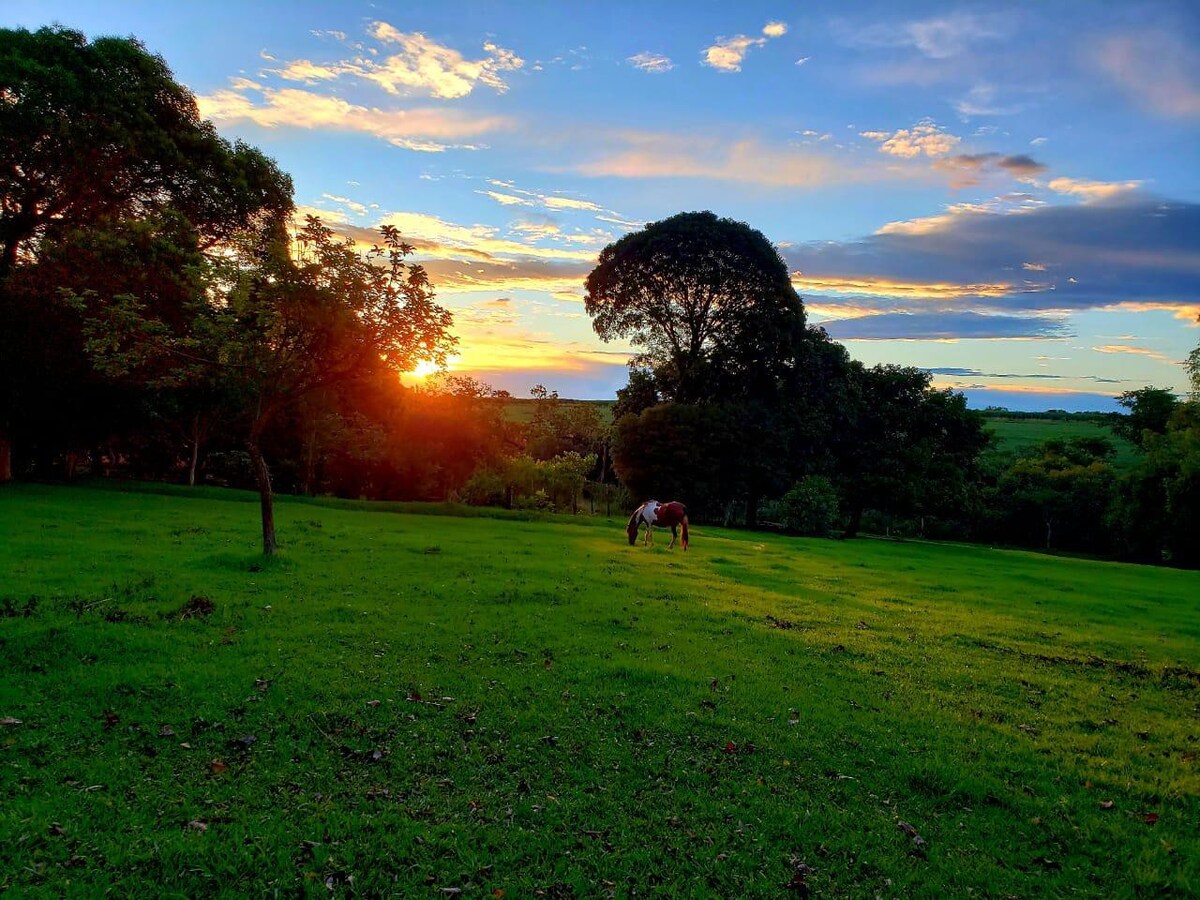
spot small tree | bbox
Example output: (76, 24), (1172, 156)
(79, 217), (455, 554)
(780, 476), (840, 536)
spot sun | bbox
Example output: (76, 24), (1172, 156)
(410, 360), (442, 379)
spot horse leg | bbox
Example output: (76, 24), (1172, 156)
(668, 523), (677, 549)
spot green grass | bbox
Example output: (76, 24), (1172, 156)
(2, 484), (1198, 897)
(984, 417), (1140, 467)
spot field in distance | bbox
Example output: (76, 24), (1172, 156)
(1, 484), (1196, 896)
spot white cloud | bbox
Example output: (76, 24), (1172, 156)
(702, 21), (787, 72)
(860, 120), (960, 158)
(839, 12), (1013, 59)
(1093, 31), (1200, 119)
(628, 52), (673, 73)
(197, 83), (509, 151)
(543, 196), (603, 212)
(363, 23), (524, 98)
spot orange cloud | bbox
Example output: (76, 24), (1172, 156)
(792, 274), (1017, 299)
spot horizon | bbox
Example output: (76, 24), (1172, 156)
(6, 1), (1198, 412)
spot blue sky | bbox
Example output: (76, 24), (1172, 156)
(8, 0), (1200, 409)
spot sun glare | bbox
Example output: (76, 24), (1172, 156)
(411, 360), (442, 379)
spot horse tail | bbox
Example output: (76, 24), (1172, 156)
(681, 515), (689, 550)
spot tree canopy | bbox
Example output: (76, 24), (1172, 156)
(0, 26), (292, 273)
(585, 211), (806, 404)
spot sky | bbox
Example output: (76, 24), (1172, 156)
(7, 0), (1200, 410)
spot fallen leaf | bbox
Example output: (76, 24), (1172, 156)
(210, 758), (228, 774)
(493, 890), (506, 899)
(186, 820), (208, 833)
(724, 741), (738, 754)
(1142, 812), (1159, 825)
(0, 717), (22, 726)
(159, 725), (176, 738)
(179, 742), (191, 749)
(1099, 800), (1115, 810)
(366, 700), (381, 708)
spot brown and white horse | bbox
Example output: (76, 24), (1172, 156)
(627, 500), (689, 550)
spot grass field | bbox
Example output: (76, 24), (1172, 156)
(983, 417), (1140, 468)
(2, 484), (1197, 897)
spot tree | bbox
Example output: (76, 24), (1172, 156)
(994, 438), (1116, 552)
(0, 27), (291, 273)
(80, 218), (456, 554)
(1111, 387), (1178, 447)
(835, 365), (989, 538)
(612, 367), (659, 421)
(585, 211), (806, 405)
(0, 26), (292, 482)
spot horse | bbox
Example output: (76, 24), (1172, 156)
(626, 500), (689, 550)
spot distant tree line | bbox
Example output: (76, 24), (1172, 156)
(3, 26), (1199, 567)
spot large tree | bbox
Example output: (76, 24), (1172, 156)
(0, 26), (292, 481)
(585, 211), (807, 405)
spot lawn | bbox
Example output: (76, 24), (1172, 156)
(1, 484), (1197, 897)
(983, 416), (1141, 468)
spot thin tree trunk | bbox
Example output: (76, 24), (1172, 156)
(843, 504), (863, 539)
(248, 440), (278, 556)
(746, 495), (760, 529)
(303, 428), (317, 496)
(188, 413), (201, 487)
(0, 436), (11, 483)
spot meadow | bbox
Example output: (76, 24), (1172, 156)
(1, 484), (1197, 897)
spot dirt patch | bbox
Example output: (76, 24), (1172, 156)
(176, 595), (216, 619)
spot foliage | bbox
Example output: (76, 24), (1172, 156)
(0, 26), (291, 273)
(585, 211), (806, 404)
(2, 483), (1198, 896)
(1110, 386), (1178, 447)
(834, 365), (989, 537)
(779, 475), (840, 536)
(989, 438), (1117, 552)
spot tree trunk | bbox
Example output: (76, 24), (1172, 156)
(1045, 517), (1052, 551)
(248, 440), (278, 556)
(746, 495), (760, 529)
(188, 414), (201, 487)
(843, 504), (863, 539)
(303, 428), (317, 496)
(0, 436), (11, 483)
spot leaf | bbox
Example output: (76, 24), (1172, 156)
(1142, 812), (1159, 825)
(210, 758), (228, 774)
(0, 717), (22, 726)
(1099, 800), (1115, 810)
(159, 725), (176, 738)
(897, 820), (927, 852)
(724, 741), (738, 754)
(186, 820), (208, 833)
(366, 699), (381, 708)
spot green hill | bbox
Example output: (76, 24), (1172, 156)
(1, 484), (1196, 896)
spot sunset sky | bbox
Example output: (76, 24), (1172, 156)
(9, 1), (1200, 409)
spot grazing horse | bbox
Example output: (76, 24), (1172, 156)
(627, 500), (689, 550)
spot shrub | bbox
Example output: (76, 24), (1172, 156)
(780, 476), (840, 536)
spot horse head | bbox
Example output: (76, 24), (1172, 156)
(626, 508), (642, 545)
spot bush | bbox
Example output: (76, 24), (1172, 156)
(780, 476), (840, 536)
(460, 469), (505, 507)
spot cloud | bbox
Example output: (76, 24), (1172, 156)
(543, 196), (603, 211)
(363, 23), (523, 98)
(1092, 31), (1200, 119)
(1092, 344), (1176, 363)
(922, 367), (1123, 384)
(628, 52), (673, 73)
(860, 121), (960, 158)
(932, 152), (1047, 188)
(783, 197), (1200, 337)
(478, 190), (533, 206)
(819, 311), (1069, 341)
(267, 59), (354, 83)
(1046, 177), (1144, 201)
(702, 21), (787, 72)
(838, 12), (1013, 59)
(953, 83), (1026, 117)
(197, 83), (510, 151)
(571, 131), (876, 188)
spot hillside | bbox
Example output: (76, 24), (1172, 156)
(1, 485), (1196, 896)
